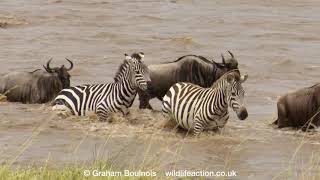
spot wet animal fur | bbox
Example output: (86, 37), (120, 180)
(273, 83), (320, 130)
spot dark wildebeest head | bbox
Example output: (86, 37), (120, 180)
(220, 51), (238, 70)
(43, 58), (73, 88)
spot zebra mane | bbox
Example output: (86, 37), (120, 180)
(211, 69), (241, 88)
(114, 60), (130, 82)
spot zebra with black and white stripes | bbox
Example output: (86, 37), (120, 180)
(52, 52), (151, 121)
(162, 70), (248, 136)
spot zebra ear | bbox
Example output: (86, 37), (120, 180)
(226, 74), (234, 83)
(240, 74), (248, 83)
(139, 52), (144, 59)
(124, 53), (132, 60)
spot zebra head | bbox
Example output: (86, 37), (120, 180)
(125, 52), (151, 91)
(225, 71), (248, 120)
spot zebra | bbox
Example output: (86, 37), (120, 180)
(162, 70), (248, 136)
(52, 52), (151, 121)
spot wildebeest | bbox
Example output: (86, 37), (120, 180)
(273, 83), (320, 131)
(0, 58), (73, 103)
(138, 51), (239, 109)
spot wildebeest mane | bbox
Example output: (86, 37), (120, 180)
(164, 55), (225, 67)
(211, 69), (241, 88)
(307, 83), (320, 90)
(173, 55), (211, 63)
(174, 55), (226, 68)
(30, 69), (42, 73)
(176, 55), (228, 87)
(36, 74), (63, 103)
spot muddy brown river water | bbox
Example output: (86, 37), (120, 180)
(1, 0), (320, 179)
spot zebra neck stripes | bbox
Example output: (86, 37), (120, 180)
(115, 62), (137, 104)
(114, 74), (137, 108)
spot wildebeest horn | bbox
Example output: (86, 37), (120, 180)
(221, 54), (226, 64)
(43, 58), (53, 73)
(65, 58), (73, 71)
(240, 74), (248, 83)
(228, 50), (234, 58)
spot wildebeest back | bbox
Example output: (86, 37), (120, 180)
(283, 83), (320, 127)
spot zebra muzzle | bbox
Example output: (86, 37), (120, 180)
(237, 106), (248, 120)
